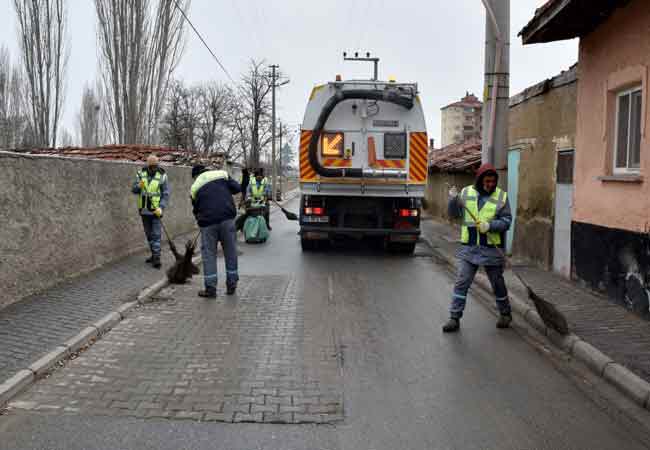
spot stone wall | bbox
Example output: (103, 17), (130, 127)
(425, 171), (475, 223)
(508, 67), (577, 269)
(0, 152), (197, 308)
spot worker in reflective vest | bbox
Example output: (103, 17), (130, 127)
(191, 164), (241, 298)
(443, 163), (513, 332)
(131, 154), (170, 269)
(247, 168), (272, 230)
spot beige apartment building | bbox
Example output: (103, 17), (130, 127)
(440, 92), (483, 147)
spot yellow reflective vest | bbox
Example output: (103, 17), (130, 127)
(250, 178), (268, 202)
(137, 169), (166, 211)
(460, 185), (508, 247)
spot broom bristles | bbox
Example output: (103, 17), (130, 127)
(167, 239), (199, 284)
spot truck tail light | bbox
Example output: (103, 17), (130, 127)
(398, 209), (419, 217)
(304, 207), (326, 216)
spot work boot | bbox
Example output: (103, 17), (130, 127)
(145, 255), (153, 264)
(442, 318), (460, 333)
(226, 281), (237, 295)
(151, 255), (161, 269)
(198, 288), (217, 299)
(496, 314), (512, 329)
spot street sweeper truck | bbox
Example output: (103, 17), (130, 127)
(298, 71), (429, 253)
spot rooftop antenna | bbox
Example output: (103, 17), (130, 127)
(343, 51), (380, 81)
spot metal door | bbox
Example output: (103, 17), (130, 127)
(553, 150), (575, 277)
(506, 150), (520, 255)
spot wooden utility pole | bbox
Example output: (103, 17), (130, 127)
(269, 64), (289, 200)
(270, 64), (278, 200)
(278, 119), (283, 199)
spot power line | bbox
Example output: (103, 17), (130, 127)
(171, 0), (236, 84)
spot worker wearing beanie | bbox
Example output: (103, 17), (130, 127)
(190, 164), (242, 298)
(443, 163), (513, 332)
(132, 154), (170, 269)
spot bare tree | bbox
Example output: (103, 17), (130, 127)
(77, 83), (103, 147)
(237, 60), (274, 167)
(59, 127), (74, 146)
(13, 0), (69, 147)
(0, 46), (29, 149)
(95, 0), (189, 145)
(195, 82), (232, 154)
(160, 79), (198, 150)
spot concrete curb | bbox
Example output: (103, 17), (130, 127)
(420, 233), (650, 411)
(0, 257), (190, 408)
(0, 370), (34, 408)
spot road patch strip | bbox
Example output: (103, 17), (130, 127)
(0, 256), (200, 409)
(420, 234), (650, 412)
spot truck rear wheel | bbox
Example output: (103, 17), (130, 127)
(301, 237), (330, 251)
(387, 242), (416, 254)
(301, 237), (316, 251)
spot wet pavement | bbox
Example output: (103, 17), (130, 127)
(421, 216), (650, 384)
(2, 198), (650, 449)
(0, 233), (195, 383)
(9, 276), (343, 424)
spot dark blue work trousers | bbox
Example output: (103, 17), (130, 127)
(450, 259), (511, 319)
(200, 219), (239, 291)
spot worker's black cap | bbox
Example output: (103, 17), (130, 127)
(191, 164), (206, 179)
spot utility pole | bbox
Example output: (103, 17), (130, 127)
(481, 0), (510, 171)
(270, 64), (278, 202)
(278, 119), (283, 200)
(269, 64), (289, 201)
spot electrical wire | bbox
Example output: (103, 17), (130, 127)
(171, 0), (237, 84)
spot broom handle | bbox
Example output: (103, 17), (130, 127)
(461, 203), (509, 262)
(160, 218), (201, 249)
(159, 219), (173, 243)
(191, 230), (201, 247)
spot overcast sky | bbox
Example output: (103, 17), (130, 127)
(0, 0), (577, 147)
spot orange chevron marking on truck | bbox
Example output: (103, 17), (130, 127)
(374, 159), (406, 169)
(409, 132), (428, 183)
(323, 158), (352, 168)
(300, 130), (317, 181)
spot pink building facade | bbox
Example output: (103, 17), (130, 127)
(522, 0), (650, 317)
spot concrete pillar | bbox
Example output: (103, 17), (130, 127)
(481, 0), (510, 172)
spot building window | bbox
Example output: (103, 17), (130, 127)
(614, 87), (642, 173)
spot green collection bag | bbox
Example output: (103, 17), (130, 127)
(243, 215), (269, 243)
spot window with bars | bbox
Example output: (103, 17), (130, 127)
(614, 87), (642, 173)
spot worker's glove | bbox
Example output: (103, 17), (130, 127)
(477, 221), (490, 234)
(139, 180), (146, 189)
(154, 208), (163, 218)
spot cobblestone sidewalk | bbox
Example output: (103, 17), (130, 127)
(0, 234), (195, 384)
(421, 216), (650, 384)
(8, 275), (344, 424)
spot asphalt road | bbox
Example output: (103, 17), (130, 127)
(1, 198), (649, 450)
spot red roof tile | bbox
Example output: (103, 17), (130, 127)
(429, 140), (482, 173)
(7, 145), (225, 166)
